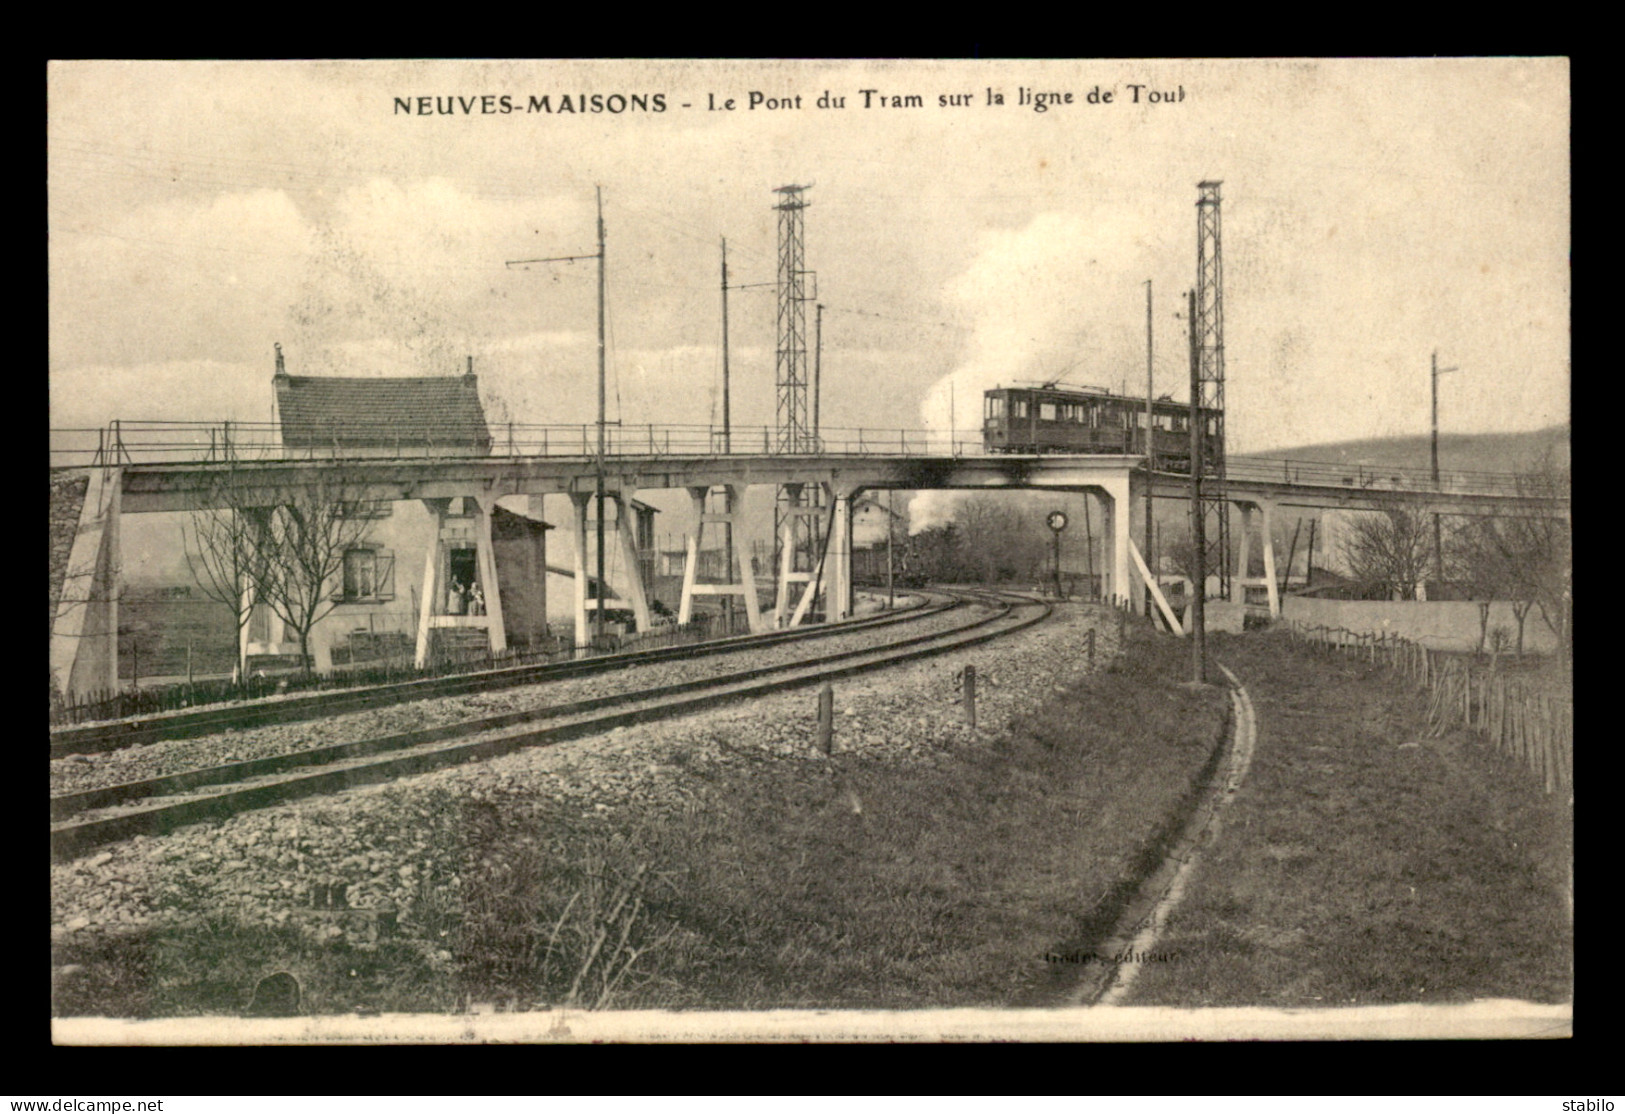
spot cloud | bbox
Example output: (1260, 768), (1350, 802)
(909, 209), (1157, 533)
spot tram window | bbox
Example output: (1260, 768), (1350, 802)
(986, 395), (1006, 419)
(1171, 413), (1187, 432)
(1011, 398), (1029, 419)
(1206, 416), (1218, 436)
(1040, 402), (1058, 421)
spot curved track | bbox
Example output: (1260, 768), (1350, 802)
(51, 588), (1052, 861)
(50, 592), (953, 757)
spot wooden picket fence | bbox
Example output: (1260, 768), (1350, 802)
(48, 615), (729, 727)
(1284, 621), (1572, 794)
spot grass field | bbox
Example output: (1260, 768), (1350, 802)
(53, 622), (1232, 1016)
(1126, 630), (1573, 1008)
(118, 595), (237, 680)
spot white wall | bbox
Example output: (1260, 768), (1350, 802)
(1281, 595), (1560, 653)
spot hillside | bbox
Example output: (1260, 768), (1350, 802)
(1241, 424), (1569, 475)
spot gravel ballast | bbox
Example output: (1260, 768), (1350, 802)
(49, 604), (982, 797)
(51, 602), (1121, 950)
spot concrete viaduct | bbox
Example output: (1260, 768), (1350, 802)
(49, 438), (1568, 702)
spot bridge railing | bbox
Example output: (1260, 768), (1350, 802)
(48, 421), (995, 468)
(48, 420), (1555, 501)
(1221, 456), (1535, 498)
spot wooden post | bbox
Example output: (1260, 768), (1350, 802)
(963, 665), (977, 728)
(817, 683), (834, 755)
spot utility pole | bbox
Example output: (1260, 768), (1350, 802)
(1083, 494), (1095, 599)
(721, 237), (734, 630)
(1144, 278), (1156, 615)
(814, 302), (824, 445)
(1188, 288), (1206, 684)
(721, 238), (731, 454)
(887, 489), (895, 610)
(595, 186), (607, 643)
(504, 187), (610, 644)
(1281, 517), (1302, 594)
(1305, 517), (1317, 592)
(1430, 350), (1459, 592)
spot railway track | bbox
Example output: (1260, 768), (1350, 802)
(49, 592), (954, 758)
(51, 589), (1053, 861)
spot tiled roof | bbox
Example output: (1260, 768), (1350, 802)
(275, 374), (491, 452)
(492, 505), (554, 534)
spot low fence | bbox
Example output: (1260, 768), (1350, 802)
(48, 614), (728, 727)
(1284, 621), (1572, 794)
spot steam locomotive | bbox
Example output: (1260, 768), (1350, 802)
(982, 383), (1221, 470)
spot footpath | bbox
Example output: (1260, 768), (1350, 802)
(1124, 630), (1572, 1008)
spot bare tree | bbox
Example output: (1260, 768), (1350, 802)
(1449, 453), (1570, 659)
(254, 479), (376, 674)
(1448, 516), (1520, 654)
(180, 468), (270, 682)
(955, 494), (1050, 584)
(1338, 501), (1432, 601)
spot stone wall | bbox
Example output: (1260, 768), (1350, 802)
(49, 471), (90, 639)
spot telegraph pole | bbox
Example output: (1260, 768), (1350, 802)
(1083, 493), (1095, 599)
(887, 489), (896, 610)
(1430, 350), (1459, 591)
(720, 237), (734, 630)
(594, 187), (607, 643)
(814, 302), (824, 445)
(1144, 278), (1156, 615)
(721, 238), (731, 454)
(504, 187), (610, 644)
(1188, 288), (1206, 684)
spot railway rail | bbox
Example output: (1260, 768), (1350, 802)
(51, 589), (1053, 861)
(50, 592), (951, 758)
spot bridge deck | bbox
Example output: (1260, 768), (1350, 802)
(50, 421), (1565, 515)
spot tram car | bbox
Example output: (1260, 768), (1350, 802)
(982, 382), (1221, 470)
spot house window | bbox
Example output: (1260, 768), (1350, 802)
(340, 547), (395, 601)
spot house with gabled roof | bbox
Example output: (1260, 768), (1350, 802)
(272, 346), (492, 457)
(245, 347), (541, 673)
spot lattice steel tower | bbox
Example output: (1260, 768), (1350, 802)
(1195, 180), (1231, 598)
(774, 184), (814, 453)
(770, 184), (825, 620)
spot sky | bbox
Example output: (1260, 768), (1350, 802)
(49, 59), (1570, 459)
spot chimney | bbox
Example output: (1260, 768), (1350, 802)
(465, 355), (474, 379)
(274, 342), (286, 377)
